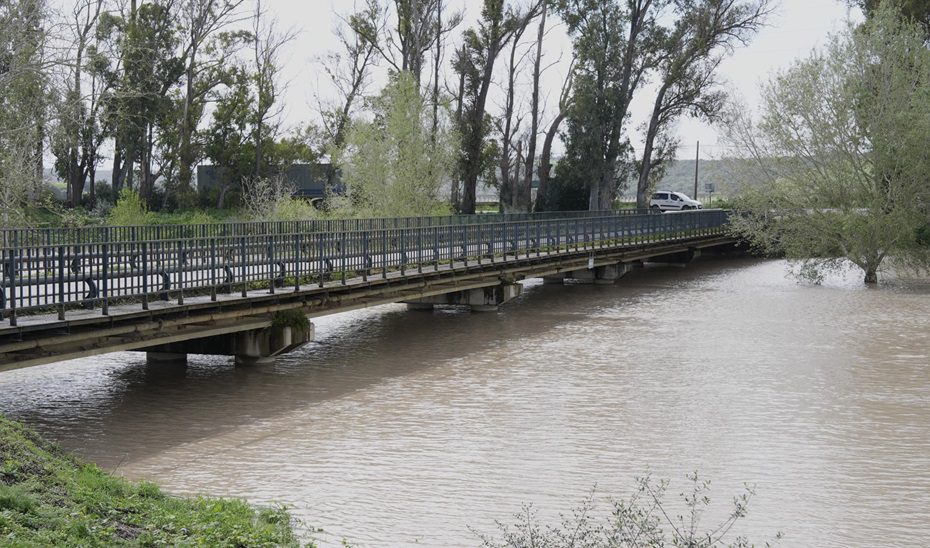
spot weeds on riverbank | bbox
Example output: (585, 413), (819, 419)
(0, 415), (302, 546)
(476, 473), (782, 547)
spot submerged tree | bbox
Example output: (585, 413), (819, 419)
(726, 5), (930, 284)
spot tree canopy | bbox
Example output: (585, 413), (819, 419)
(726, 4), (930, 283)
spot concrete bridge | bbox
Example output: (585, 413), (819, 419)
(0, 210), (734, 371)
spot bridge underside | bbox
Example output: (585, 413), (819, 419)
(0, 236), (735, 372)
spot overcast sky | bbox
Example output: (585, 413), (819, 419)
(50, 0), (860, 160)
(268, 0), (858, 160)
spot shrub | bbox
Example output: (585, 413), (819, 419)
(108, 188), (153, 226)
(477, 473), (781, 548)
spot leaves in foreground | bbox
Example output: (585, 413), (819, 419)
(476, 472), (782, 548)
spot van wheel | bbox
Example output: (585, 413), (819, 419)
(681, 205), (691, 210)
(650, 205), (660, 210)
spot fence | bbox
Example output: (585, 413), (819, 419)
(0, 210), (729, 325)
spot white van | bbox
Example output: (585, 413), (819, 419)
(650, 191), (703, 211)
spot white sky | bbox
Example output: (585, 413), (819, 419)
(51, 0), (860, 160)
(270, 0), (858, 159)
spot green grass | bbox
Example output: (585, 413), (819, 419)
(0, 415), (303, 547)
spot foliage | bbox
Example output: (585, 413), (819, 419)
(847, 0), (930, 35)
(242, 176), (317, 222)
(272, 310), (311, 331)
(725, 5), (930, 283)
(108, 188), (153, 226)
(0, 414), (301, 546)
(335, 72), (456, 218)
(0, 0), (49, 226)
(554, 0), (652, 211)
(477, 473), (780, 548)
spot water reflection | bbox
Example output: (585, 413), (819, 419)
(1, 259), (928, 547)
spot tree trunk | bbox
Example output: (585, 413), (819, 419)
(535, 111), (565, 211)
(89, 165), (96, 206)
(637, 89), (666, 208)
(522, 2), (546, 214)
(178, 45), (197, 195)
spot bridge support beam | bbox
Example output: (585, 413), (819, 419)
(647, 248), (700, 264)
(138, 322), (314, 366)
(404, 283), (522, 312)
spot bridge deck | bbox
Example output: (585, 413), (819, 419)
(0, 211), (734, 370)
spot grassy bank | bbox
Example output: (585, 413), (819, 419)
(0, 415), (301, 546)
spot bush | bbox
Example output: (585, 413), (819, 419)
(108, 188), (153, 226)
(477, 473), (781, 548)
(242, 176), (317, 221)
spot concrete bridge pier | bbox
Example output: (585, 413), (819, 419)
(140, 322), (315, 367)
(546, 262), (633, 285)
(404, 283), (523, 312)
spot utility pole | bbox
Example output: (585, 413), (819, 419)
(693, 141), (700, 200)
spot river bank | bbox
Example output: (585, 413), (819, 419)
(0, 414), (300, 546)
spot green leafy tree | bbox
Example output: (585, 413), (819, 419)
(554, 0), (664, 211)
(726, 5), (930, 284)
(95, 1), (184, 206)
(175, 0), (249, 199)
(0, 0), (49, 225)
(847, 0), (930, 35)
(336, 72), (455, 217)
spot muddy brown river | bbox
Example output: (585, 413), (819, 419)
(1, 258), (928, 547)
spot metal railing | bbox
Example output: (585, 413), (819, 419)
(0, 210), (729, 325)
(0, 209), (656, 247)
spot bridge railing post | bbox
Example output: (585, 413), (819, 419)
(240, 236), (248, 297)
(177, 239), (184, 306)
(57, 245), (65, 321)
(142, 241), (149, 310)
(293, 233), (301, 292)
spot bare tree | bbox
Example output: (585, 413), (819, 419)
(634, 0), (771, 207)
(455, 0), (540, 214)
(318, 0), (382, 192)
(251, 0), (297, 179)
(520, 0), (546, 213)
(534, 62), (573, 211)
(53, 0), (105, 208)
(497, 3), (540, 213)
(176, 0), (248, 197)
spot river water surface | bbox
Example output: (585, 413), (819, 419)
(1, 259), (929, 547)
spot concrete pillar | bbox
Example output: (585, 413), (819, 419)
(232, 324), (315, 366)
(403, 282), (523, 312)
(542, 274), (566, 285)
(593, 263), (633, 285)
(406, 302), (435, 311)
(564, 262), (633, 285)
(137, 322), (314, 367)
(566, 269), (597, 284)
